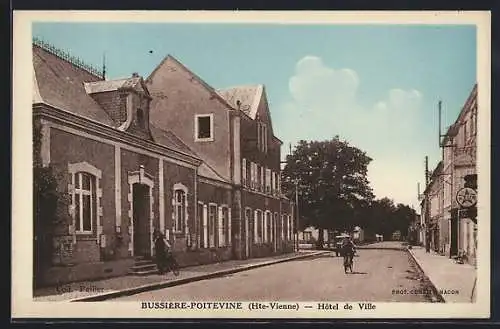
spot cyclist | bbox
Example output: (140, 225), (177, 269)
(341, 236), (356, 273)
(153, 230), (179, 275)
(153, 230), (168, 274)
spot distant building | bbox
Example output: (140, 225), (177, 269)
(392, 231), (402, 241)
(352, 226), (364, 243)
(298, 226), (329, 244)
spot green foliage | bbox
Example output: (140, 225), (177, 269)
(282, 137), (374, 235)
(360, 197), (416, 240)
(281, 136), (416, 242)
(33, 120), (68, 280)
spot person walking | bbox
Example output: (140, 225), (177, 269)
(153, 230), (168, 274)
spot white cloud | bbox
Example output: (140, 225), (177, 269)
(280, 55), (425, 208)
(289, 56), (360, 114)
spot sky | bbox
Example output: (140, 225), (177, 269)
(32, 22), (477, 209)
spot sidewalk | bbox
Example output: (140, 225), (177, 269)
(408, 246), (476, 303)
(34, 250), (328, 302)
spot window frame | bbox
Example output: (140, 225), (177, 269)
(242, 158), (247, 187)
(74, 171), (96, 234)
(68, 162), (102, 240)
(219, 206), (230, 247)
(195, 113), (214, 142)
(256, 209), (263, 244)
(208, 203), (218, 248)
(173, 189), (186, 233)
(173, 183), (188, 234)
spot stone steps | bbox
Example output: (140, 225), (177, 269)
(128, 256), (159, 276)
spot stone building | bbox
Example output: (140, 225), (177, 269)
(32, 40), (294, 287)
(422, 161), (444, 253)
(441, 84), (478, 264)
(421, 84), (477, 265)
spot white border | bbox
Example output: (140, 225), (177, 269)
(13, 10), (490, 319)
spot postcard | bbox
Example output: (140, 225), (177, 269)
(12, 10), (491, 319)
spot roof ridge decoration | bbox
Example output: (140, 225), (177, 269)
(33, 36), (104, 79)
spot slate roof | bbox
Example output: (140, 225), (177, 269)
(32, 43), (200, 161)
(32, 44), (115, 126)
(149, 124), (197, 158)
(84, 77), (145, 94)
(198, 162), (231, 183)
(217, 84), (264, 119)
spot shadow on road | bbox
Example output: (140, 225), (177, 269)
(346, 271), (368, 275)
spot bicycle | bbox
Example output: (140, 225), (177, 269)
(343, 252), (354, 274)
(157, 251), (180, 276)
(165, 251), (180, 276)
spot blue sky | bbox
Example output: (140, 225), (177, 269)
(32, 23), (477, 208)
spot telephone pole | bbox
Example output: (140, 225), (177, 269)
(424, 156), (431, 253)
(281, 142), (300, 252)
(295, 178), (299, 252)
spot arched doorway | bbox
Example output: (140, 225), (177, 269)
(128, 166), (154, 258)
(133, 183), (151, 257)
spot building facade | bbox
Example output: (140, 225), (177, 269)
(444, 84), (478, 265)
(424, 162), (444, 253)
(32, 40), (295, 287)
(421, 84), (477, 265)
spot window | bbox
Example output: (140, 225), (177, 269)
(256, 164), (261, 191)
(281, 215), (286, 240)
(219, 206), (230, 247)
(174, 189), (186, 233)
(195, 114), (214, 141)
(197, 202), (204, 248)
(246, 208), (252, 240)
(303, 232), (312, 242)
(136, 108), (144, 127)
(208, 204), (217, 247)
(273, 212), (278, 244)
(255, 210), (263, 244)
(242, 158), (247, 187)
(263, 124), (268, 153)
(260, 166), (265, 192)
(273, 172), (279, 194)
(74, 172), (96, 233)
(256, 122), (268, 153)
(250, 162), (255, 189)
(265, 168), (271, 194)
(266, 211), (272, 243)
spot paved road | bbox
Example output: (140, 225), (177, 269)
(116, 247), (435, 302)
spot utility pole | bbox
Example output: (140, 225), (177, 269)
(295, 178), (299, 252)
(425, 156), (431, 253)
(281, 142), (300, 253)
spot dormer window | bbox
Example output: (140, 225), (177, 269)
(195, 114), (214, 142)
(137, 108), (144, 127)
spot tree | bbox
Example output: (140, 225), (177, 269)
(282, 137), (374, 247)
(363, 197), (416, 240)
(33, 120), (68, 289)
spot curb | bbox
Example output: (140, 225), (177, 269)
(70, 251), (329, 302)
(357, 247), (406, 251)
(406, 248), (446, 303)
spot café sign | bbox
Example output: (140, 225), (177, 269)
(456, 187), (477, 208)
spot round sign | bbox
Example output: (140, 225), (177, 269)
(456, 187), (477, 208)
